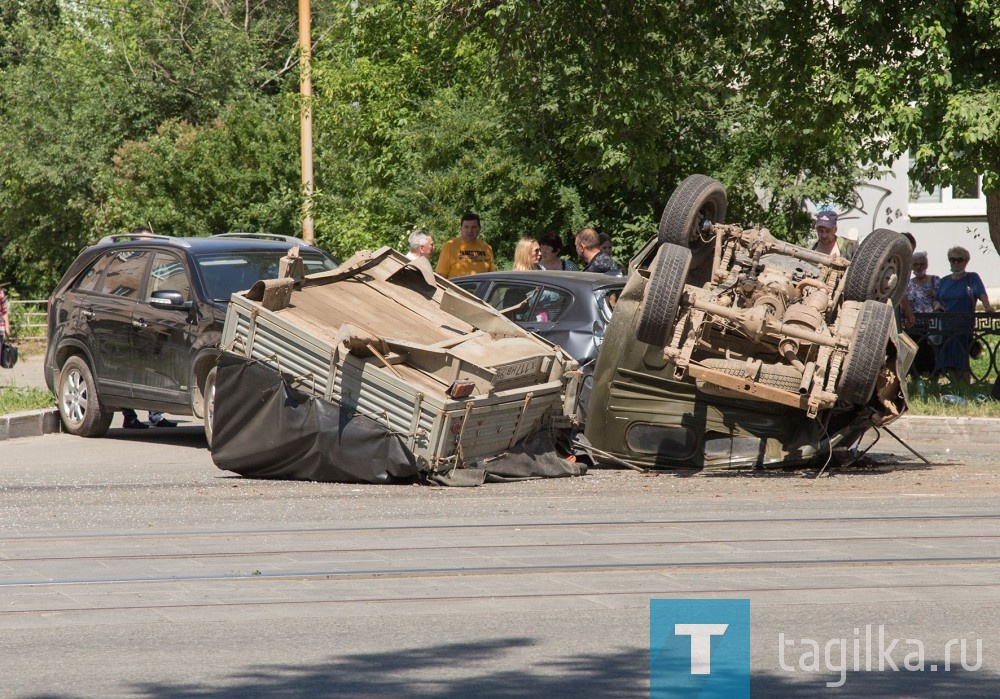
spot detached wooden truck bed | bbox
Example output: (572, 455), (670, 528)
(218, 247), (580, 471)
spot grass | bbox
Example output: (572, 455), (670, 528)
(0, 386), (55, 414)
(904, 376), (1000, 417)
(1, 339), (54, 415)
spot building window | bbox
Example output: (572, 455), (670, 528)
(908, 174), (985, 218)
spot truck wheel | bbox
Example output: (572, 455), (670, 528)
(637, 244), (691, 346)
(838, 300), (894, 405)
(203, 366), (217, 448)
(657, 174), (727, 286)
(57, 356), (113, 437)
(843, 228), (912, 306)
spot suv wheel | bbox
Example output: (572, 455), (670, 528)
(58, 356), (113, 437)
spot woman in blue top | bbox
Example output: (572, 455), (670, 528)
(936, 246), (990, 384)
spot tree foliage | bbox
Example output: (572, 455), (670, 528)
(0, 0), (306, 294)
(309, 1), (578, 264)
(4, 0), (1000, 297)
(750, 0), (1000, 251)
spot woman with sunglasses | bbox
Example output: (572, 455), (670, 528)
(936, 246), (990, 384)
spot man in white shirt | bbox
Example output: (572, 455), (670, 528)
(406, 229), (434, 261)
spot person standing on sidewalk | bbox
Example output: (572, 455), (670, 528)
(405, 229), (434, 261)
(810, 210), (856, 260)
(0, 285), (9, 360)
(936, 245), (990, 385)
(435, 213), (495, 278)
(121, 226), (176, 428)
(574, 228), (622, 275)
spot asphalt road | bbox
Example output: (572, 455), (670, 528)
(2, 425), (998, 698)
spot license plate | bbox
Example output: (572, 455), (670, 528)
(493, 358), (541, 383)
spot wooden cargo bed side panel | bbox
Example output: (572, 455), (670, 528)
(222, 299), (333, 390)
(294, 282), (455, 343)
(282, 280), (464, 345)
(438, 289), (528, 339)
(428, 384), (565, 465)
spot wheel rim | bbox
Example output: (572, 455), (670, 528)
(61, 368), (87, 426)
(689, 201), (721, 245)
(873, 256), (904, 301)
(205, 379), (215, 439)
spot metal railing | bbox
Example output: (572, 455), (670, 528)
(908, 312), (999, 382)
(7, 299), (48, 341)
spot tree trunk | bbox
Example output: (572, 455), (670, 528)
(987, 189), (1000, 258)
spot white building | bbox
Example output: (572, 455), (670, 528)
(817, 154), (999, 300)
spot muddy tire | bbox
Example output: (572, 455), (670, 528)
(637, 244), (691, 346)
(657, 175), (727, 287)
(203, 366), (217, 448)
(57, 355), (113, 437)
(838, 300), (894, 405)
(843, 228), (912, 306)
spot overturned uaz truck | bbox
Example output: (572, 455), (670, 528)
(585, 175), (916, 470)
(208, 246), (584, 485)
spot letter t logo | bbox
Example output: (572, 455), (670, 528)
(674, 624), (729, 674)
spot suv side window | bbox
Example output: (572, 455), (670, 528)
(100, 250), (150, 298)
(73, 252), (114, 293)
(148, 251), (192, 302)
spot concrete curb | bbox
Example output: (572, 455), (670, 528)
(881, 415), (1000, 444)
(0, 409), (998, 443)
(0, 408), (61, 441)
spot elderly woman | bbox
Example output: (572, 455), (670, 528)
(906, 252), (940, 314)
(904, 251), (940, 375)
(936, 246), (990, 383)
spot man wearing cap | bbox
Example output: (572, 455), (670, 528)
(811, 210), (855, 260)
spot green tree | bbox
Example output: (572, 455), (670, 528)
(440, 0), (871, 253)
(0, 0), (309, 295)
(0, 3), (120, 291)
(92, 97), (302, 238)
(750, 1), (1000, 252)
(310, 1), (577, 264)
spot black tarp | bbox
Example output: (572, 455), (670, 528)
(210, 352), (420, 483)
(210, 352), (587, 486)
(426, 429), (588, 486)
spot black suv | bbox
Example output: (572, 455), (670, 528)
(44, 233), (338, 437)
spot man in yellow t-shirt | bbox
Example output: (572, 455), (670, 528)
(435, 212), (496, 278)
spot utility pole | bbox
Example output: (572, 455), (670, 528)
(298, 0), (315, 244)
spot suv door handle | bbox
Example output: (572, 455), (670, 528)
(132, 319), (148, 330)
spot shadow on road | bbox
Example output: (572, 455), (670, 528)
(19, 638), (997, 698)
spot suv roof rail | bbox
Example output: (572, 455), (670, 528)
(212, 232), (311, 246)
(97, 233), (177, 245)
